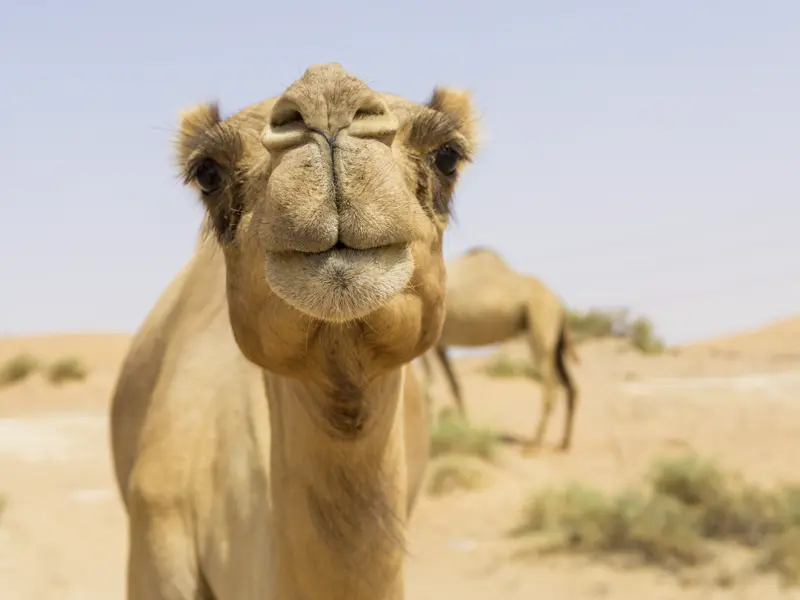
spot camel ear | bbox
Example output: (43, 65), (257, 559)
(174, 102), (221, 168)
(427, 87), (479, 149)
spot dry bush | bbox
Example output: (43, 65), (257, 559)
(427, 458), (487, 496)
(647, 454), (800, 545)
(757, 528), (800, 587)
(46, 357), (88, 384)
(629, 317), (665, 354)
(0, 354), (39, 387)
(567, 307), (665, 354)
(649, 453), (800, 585)
(482, 354), (540, 381)
(513, 484), (709, 570)
(429, 411), (498, 461)
(512, 453), (800, 584)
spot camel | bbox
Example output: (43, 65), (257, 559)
(420, 247), (581, 452)
(109, 63), (478, 600)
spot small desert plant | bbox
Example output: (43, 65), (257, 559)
(513, 453), (800, 583)
(648, 454), (800, 546)
(0, 354), (39, 387)
(483, 354), (540, 380)
(429, 411), (498, 461)
(567, 308), (665, 355)
(513, 484), (709, 569)
(757, 528), (800, 587)
(427, 458), (487, 496)
(629, 317), (665, 354)
(567, 309), (626, 341)
(46, 357), (88, 384)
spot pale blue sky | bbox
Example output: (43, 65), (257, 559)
(1, 1), (798, 345)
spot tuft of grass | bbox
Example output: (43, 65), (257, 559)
(567, 307), (665, 355)
(757, 528), (800, 587)
(429, 411), (499, 461)
(567, 308), (626, 341)
(648, 454), (800, 546)
(46, 357), (88, 384)
(630, 317), (665, 354)
(514, 484), (709, 569)
(426, 458), (487, 496)
(482, 354), (540, 381)
(0, 354), (39, 387)
(512, 453), (800, 583)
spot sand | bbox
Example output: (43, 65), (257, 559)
(1, 320), (799, 599)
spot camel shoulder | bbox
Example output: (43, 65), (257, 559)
(113, 241), (264, 508)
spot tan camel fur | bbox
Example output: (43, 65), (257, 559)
(421, 247), (580, 452)
(109, 63), (478, 600)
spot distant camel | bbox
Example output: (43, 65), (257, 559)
(422, 247), (581, 453)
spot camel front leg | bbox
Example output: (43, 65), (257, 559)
(126, 499), (206, 600)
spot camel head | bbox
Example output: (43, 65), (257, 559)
(175, 63), (478, 385)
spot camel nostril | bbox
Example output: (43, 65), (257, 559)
(347, 98), (398, 143)
(270, 108), (304, 129)
(262, 99), (309, 152)
(354, 106), (386, 120)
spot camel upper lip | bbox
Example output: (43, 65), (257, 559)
(306, 241), (398, 255)
(266, 242), (405, 257)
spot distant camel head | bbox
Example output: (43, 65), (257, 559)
(175, 63), (478, 382)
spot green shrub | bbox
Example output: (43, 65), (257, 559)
(46, 357), (88, 384)
(513, 452), (800, 583)
(483, 354), (540, 380)
(0, 354), (39, 387)
(567, 308), (665, 355)
(514, 484), (709, 569)
(430, 412), (498, 461)
(758, 528), (800, 587)
(427, 459), (487, 496)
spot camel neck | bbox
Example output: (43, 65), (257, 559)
(264, 368), (408, 600)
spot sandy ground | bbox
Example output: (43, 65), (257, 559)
(1, 321), (800, 599)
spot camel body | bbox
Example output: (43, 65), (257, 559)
(109, 63), (477, 600)
(111, 241), (429, 599)
(440, 249), (546, 346)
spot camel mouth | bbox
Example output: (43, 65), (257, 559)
(309, 240), (374, 255)
(264, 243), (414, 322)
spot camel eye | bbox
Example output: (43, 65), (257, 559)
(194, 158), (223, 194)
(433, 145), (461, 176)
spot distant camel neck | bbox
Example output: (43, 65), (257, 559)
(264, 368), (408, 600)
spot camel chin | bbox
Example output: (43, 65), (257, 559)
(264, 244), (414, 323)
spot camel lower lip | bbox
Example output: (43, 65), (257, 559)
(264, 244), (414, 322)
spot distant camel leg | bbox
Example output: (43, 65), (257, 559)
(522, 308), (560, 455)
(434, 345), (468, 420)
(554, 322), (580, 451)
(523, 356), (559, 455)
